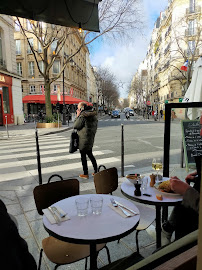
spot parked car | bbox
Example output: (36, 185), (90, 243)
(129, 109), (134, 116)
(111, 110), (120, 118)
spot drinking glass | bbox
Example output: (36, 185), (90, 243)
(75, 197), (89, 216)
(90, 196), (103, 215)
(152, 158), (163, 184)
(141, 176), (148, 191)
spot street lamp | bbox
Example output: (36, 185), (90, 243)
(62, 53), (68, 126)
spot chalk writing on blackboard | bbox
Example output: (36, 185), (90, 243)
(181, 120), (202, 170)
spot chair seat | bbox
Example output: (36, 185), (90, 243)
(136, 204), (156, 231)
(42, 236), (106, 265)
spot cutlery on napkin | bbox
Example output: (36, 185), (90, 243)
(43, 206), (70, 224)
(109, 199), (138, 218)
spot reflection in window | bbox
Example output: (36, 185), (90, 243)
(3, 87), (10, 114)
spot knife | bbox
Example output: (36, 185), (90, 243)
(114, 201), (138, 215)
(48, 207), (61, 225)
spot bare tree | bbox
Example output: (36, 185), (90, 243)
(16, 0), (143, 117)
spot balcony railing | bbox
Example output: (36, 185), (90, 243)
(186, 5), (201, 15)
(185, 28), (197, 36)
(0, 58), (6, 69)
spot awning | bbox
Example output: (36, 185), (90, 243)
(22, 95), (92, 105)
(0, 0), (100, 32)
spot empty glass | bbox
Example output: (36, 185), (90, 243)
(90, 196), (103, 215)
(75, 197), (89, 216)
(141, 176), (148, 191)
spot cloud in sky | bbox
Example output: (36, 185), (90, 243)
(89, 0), (168, 98)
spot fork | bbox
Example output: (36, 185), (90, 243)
(51, 206), (66, 218)
(110, 198), (131, 217)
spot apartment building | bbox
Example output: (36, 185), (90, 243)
(14, 18), (89, 115)
(0, 15), (23, 125)
(130, 0), (202, 117)
(86, 53), (97, 104)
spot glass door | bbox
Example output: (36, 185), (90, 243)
(0, 94), (2, 125)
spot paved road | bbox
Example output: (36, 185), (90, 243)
(0, 113), (183, 187)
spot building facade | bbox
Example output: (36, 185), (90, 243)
(130, 0), (202, 118)
(0, 15), (23, 125)
(14, 18), (89, 115)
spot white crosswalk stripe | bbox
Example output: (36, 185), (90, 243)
(99, 119), (135, 122)
(0, 134), (117, 183)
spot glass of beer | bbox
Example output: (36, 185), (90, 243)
(152, 157), (163, 184)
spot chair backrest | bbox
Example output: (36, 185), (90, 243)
(94, 167), (118, 194)
(33, 179), (79, 215)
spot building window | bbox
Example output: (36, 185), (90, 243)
(14, 21), (20, 31)
(3, 87), (10, 114)
(188, 40), (195, 55)
(30, 85), (35, 94)
(38, 61), (44, 73)
(189, 0), (195, 12)
(54, 85), (59, 92)
(16, 40), (21, 55)
(40, 85), (45, 94)
(53, 60), (60, 74)
(17, 62), (22, 76)
(27, 20), (32, 30)
(188, 19), (195, 35)
(51, 40), (57, 53)
(28, 61), (35, 76)
(38, 42), (42, 53)
(27, 38), (33, 54)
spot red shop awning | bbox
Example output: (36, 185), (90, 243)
(22, 95), (91, 105)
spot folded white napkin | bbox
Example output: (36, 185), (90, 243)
(108, 204), (136, 218)
(43, 206), (70, 224)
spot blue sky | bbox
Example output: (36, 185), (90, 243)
(89, 0), (168, 98)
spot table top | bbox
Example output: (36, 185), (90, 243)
(43, 194), (140, 244)
(121, 177), (183, 206)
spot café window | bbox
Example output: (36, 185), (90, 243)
(27, 38), (33, 54)
(53, 60), (60, 74)
(16, 40), (21, 55)
(30, 85), (35, 94)
(28, 61), (35, 76)
(17, 62), (22, 76)
(3, 87), (10, 114)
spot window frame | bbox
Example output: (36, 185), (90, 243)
(29, 85), (36, 94)
(17, 62), (22, 76)
(28, 61), (35, 76)
(52, 60), (60, 74)
(16, 40), (21, 55)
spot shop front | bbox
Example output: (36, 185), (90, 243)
(0, 74), (14, 126)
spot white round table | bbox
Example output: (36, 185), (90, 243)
(121, 178), (182, 248)
(43, 194), (140, 270)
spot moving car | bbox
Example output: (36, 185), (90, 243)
(111, 110), (120, 118)
(128, 109), (134, 116)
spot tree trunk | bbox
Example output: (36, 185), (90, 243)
(45, 80), (52, 117)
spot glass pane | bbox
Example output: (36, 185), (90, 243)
(3, 87), (10, 114)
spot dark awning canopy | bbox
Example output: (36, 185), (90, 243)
(0, 0), (100, 32)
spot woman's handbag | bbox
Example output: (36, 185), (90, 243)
(69, 130), (79, 153)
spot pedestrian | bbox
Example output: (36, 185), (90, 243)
(161, 171), (200, 245)
(74, 102), (98, 179)
(160, 109), (163, 118)
(0, 199), (37, 269)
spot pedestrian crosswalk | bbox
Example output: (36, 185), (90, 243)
(99, 118), (141, 122)
(0, 134), (119, 184)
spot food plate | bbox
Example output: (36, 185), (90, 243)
(154, 181), (181, 196)
(126, 174), (140, 179)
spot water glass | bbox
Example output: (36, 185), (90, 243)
(141, 176), (148, 191)
(90, 196), (103, 215)
(75, 197), (89, 216)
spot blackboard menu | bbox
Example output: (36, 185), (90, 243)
(181, 120), (202, 170)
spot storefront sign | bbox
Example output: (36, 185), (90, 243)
(165, 100), (168, 104)
(179, 98), (183, 103)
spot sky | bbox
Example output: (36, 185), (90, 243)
(89, 0), (168, 98)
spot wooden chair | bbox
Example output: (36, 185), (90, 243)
(94, 168), (156, 253)
(33, 176), (111, 270)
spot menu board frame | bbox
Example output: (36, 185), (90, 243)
(181, 120), (202, 171)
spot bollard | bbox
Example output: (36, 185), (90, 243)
(5, 116), (9, 138)
(35, 123), (42, 185)
(121, 124), (124, 177)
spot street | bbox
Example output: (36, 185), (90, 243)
(0, 113), (183, 186)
